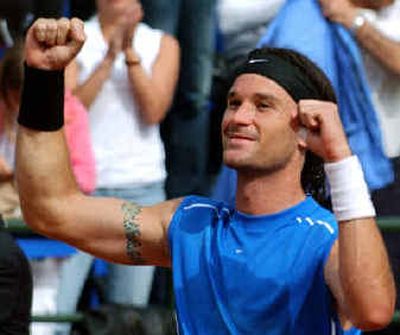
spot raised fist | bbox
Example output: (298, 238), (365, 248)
(25, 18), (86, 71)
(298, 100), (352, 162)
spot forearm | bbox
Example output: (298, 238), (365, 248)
(16, 127), (81, 233)
(354, 21), (400, 75)
(126, 66), (167, 124)
(325, 156), (396, 328)
(339, 218), (395, 328)
(125, 49), (170, 124)
(334, 6), (400, 76)
(74, 56), (114, 108)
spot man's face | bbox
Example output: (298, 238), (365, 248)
(222, 74), (302, 173)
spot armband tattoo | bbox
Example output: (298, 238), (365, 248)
(122, 202), (144, 264)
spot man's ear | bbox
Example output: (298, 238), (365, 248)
(297, 126), (308, 150)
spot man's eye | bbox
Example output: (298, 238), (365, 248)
(257, 102), (270, 110)
(228, 100), (241, 108)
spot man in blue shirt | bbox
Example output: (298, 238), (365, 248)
(15, 18), (395, 334)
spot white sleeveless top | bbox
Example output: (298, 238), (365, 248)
(76, 17), (166, 187)
(362, 1), (400, 158)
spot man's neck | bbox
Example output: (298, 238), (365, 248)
(235, 167), (306, 216)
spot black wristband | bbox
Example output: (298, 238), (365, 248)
(18, 64), (65, 131)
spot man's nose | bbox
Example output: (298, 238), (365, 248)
(231, 102), (255, 124)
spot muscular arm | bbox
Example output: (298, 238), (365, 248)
(299, 100), (395, 330)
(16, 18), (180, 267)
(16, 126), (180, 266)
(325, 219), (395, 330)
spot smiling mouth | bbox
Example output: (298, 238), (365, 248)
(225, 132), (257, 142)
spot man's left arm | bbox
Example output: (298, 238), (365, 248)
(299, 100), (396, 331)
(319, 0), (400, 75)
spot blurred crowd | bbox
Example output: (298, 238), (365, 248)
(0, 0), (399, 334)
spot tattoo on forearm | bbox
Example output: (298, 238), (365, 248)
(122, 202), (144, 264)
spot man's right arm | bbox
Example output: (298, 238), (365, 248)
(16, 18), (179, 267)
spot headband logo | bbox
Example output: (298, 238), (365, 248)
(248, 59), (270, 64)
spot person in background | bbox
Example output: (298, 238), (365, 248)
(0, 0), (65, 44)
(216, 0), (284, 69)
(319, 0), (400, 211)
(64, 0), (179, 322)
(141, 0), (215, 198)
(0, 224), (32, 335)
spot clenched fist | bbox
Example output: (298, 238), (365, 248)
(298, 100), (352, 162)
(25, 18), (86, 71)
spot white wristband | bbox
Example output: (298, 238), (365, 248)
(324, 156), (376, 221)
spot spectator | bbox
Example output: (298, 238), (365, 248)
(0, 40), (96, 335)
(0, 1), (32, 41)
(0, 48), (21, 217)
(68, 0), (96, 21)
(319, 0), (400, 211)
(216, 0), (285, 69)
(0, 0), (64, 43)
(0, 223), (32, 335)
(141, 0), (215, 198)
(64, 0), (179, 322)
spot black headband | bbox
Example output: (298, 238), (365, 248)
(232, 49), (322, 102)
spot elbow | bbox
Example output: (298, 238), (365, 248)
(20, 193), (79, 237)
(353, 303), (395, 331)
(22, 212), (53, 237)
(20, 205), (58, 237)
(141, 107), (167, 125)
(143, 114), (164, 125)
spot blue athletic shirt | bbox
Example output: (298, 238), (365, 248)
(168, 195), (361, 334)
